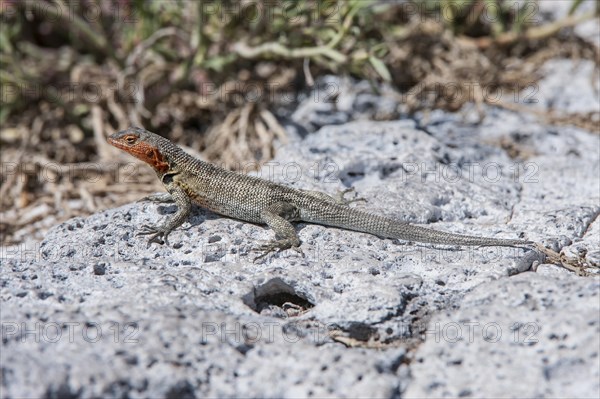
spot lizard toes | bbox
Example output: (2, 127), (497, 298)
(252, 249), (273, 262)
(336, 187), (367, 205)
(291, 246), (305, 258)
(252, 242), (279, 262)
(137, 224), (157, 235)
(162, 231), (171, 247)
(137, 225), (169, 246)
(350, 197), (368, 204)
(253, 241), (303, 262)
(147, 233), (165, 246)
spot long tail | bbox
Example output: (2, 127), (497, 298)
(305, 204), (531, 247)
(385, 220), (531, 247)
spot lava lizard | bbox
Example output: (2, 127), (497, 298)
(108, 127), (533, 258)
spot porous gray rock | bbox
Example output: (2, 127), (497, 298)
(405, 274), (600, 398)
(1, 113), (598, 397)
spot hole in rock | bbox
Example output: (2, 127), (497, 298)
(243, 277), (315, 317)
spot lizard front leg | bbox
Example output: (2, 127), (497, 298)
(137, 184), (191, 247)
(254, 202), (302, 261)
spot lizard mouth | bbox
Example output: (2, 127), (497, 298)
(106, 135), (128, 152)
(106, 135), (117, 145)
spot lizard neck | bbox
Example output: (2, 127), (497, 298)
(135, 142), (171, 175)
(154, 140), (208, 178)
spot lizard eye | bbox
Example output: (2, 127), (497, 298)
(124, 135), (136, 144)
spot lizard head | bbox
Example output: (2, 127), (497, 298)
(107, 127), (170, 174)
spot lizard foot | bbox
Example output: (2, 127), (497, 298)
(336, 187), (367, 206)
(137, 224), (172, 247)
(137, 193), (174, 203)
(253, 239), (304, 262)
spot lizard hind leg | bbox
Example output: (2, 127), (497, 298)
(138, 192), (174, 203)
(253, 202), (303, 261)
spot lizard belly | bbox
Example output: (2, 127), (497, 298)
(186, 188), (264, 223)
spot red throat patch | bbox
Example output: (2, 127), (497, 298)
(112, 139), (169, 174)
(136, 142), (169, 174)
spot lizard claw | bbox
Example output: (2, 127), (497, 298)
(252, 240), (304, 262)
(137, 224), (171, 247)
(292, 246), (305, 258)
(252, 241), (279, 262)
